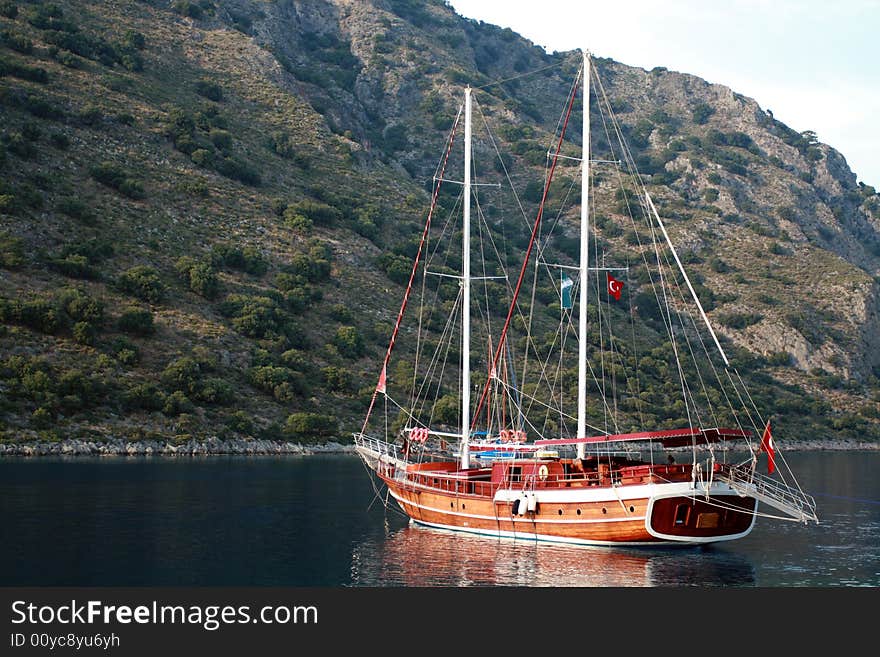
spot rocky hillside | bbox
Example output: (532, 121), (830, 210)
(1, 0), (878, 447)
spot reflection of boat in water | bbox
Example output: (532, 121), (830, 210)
(350, 521), (755, 587)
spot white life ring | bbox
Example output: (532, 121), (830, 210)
(538, 464), (549, 481)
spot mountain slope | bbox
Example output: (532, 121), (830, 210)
(0, 0), (877, 447)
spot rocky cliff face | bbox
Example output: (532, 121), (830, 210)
(0, 0), (877, 444)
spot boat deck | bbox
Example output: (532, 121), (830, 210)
(402, 457), (698, 498)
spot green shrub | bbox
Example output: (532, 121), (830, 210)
(213, 155), (260, 185)
(16, 298), (65, 334)
(211, 244), (269, 276)
(0, 232), (24, 269)
(375, 253), (411, 285)
(90, 162), (145, 199)
(172, 1), (206, 19)
(58, 287), (104, 323)
(282, 249), (331, 284)
(284, 412), (337, 441)
(57, 198), (96, 224)
(209, 128), (232, 151)
(124, 382), (165, 411)
(322, 365), (351, 392)
(1, 29), (33, 54)
(333, 325), (364, 358)
(123, 30), (146, 51)
(117, 265), (166, 303)
(162, 390), (194, 415)
(226, 410), (253, 434)
(190, 148), (213, 167)
(195, 79), (223, 101)
(197, 378), (234, 405)
(161, 356), (203, 396)
(218, 294), (287, 338)
(79, 105), (104, 127)
(72, 320), (96, 345)
(110, 337), (140, 365)
(269, 131), (302, 160)
(31, 406), (53, 428)
(175, 256), (219, 298)
(49, 254), (100, 279)
(285, 199), (341, 226)
(282, 209), (313, 232)
(3, 132), (36, 159)
(49, 132), (70, 149)
(719, 312), (763, 329)
(161, 354), (231, 405)
(248, 365), (305, 401)
(0, 56), (49, 83)
(117, 307), (155, 335)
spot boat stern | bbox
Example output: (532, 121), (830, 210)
(645, 486), (757, 544)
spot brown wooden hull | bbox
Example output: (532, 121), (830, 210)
(379, 473), (757, 546)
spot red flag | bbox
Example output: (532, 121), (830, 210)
(759, 420), (775, 474)
(376, 365), (387, 394)
(607, 273), (624, 301)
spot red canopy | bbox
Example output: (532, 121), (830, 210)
(533, 427), (751, 449)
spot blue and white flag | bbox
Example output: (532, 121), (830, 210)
(561, 273), (573, 309)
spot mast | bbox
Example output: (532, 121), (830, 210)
(577, 50), (590, 460)
(460, 87), (472, 469)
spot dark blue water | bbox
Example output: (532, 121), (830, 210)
(0, 452), (877, 587)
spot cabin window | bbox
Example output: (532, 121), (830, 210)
(674, 503), (691, 526)
(508, 467), (522, 484)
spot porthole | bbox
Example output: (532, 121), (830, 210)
(629, 506), (635, 513)
(576, 509), (582, 515)
(462, 503), (466, 510)
(558, 509), (563, 515)
(450, 502), (454, 508)
(602, 507), (607, 514)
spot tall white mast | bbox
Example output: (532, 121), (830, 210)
(460, 87), (472, 469)
(577, 51), (590, 459)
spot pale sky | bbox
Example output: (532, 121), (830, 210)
(448, 0), (880, 188)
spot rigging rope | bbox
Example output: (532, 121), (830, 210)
(471, 66), (583, 434)
(361, 108), (462, 436)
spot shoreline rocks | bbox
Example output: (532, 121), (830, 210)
(0, 437), (876, 457)
(0, 437), (356, 457)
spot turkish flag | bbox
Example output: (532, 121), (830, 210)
(759, 420), (775, 474)
(607, 273), (624, 301)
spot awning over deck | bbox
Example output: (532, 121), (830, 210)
(533, 427), (752, 449)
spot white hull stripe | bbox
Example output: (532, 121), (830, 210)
(409, 518), (697, 547)
(387, 487), (644, 525)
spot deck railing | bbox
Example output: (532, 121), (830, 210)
(353, 433), (400, 462)
(715, 462), (818, 523)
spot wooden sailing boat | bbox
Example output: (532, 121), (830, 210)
(355, 51), (818, 546)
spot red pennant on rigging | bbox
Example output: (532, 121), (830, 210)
(759, 419), (775, 474)
(607, 273), (624, 301)
(376, 365), (387, 394)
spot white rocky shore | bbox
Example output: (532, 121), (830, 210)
(0, 437), (356, 457)
(0, 437), (876, 456)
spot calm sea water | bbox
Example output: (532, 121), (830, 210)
(0, 452), (877, 587)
